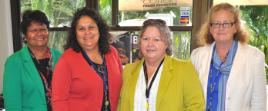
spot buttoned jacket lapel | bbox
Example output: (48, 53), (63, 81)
(21, 47), (45, 96)
(156, 55), (173, 109)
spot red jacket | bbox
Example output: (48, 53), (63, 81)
(52, 46), (122, 111)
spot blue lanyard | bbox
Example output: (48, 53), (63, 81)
(81, 50), (110, 111)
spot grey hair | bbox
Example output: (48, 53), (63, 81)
(139, 19), (172, 56)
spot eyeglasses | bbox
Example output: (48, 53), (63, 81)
(210, 22), (236, 28)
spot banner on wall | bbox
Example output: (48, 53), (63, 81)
(119, 0), (192, 11)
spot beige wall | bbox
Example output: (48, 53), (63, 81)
(0, 0), (14, 93)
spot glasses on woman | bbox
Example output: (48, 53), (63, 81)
(210, 21), (236, 28)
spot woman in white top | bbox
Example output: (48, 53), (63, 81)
(191, 3), (266, 111)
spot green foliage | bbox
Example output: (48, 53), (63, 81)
(48, 31), (67, 51)
(21, 0), (85, 27)
(99, 0), (112, 25)
(20, 0), (85, 51)
(240, 6), (268, 78)
(172, 32), (191, 60)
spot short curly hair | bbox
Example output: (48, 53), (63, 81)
(20, 10), (49, 35)
(139, 19), (172, 56)
(64, 7), (110, 54)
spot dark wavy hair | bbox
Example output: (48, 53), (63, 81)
(21, 10), (50, 35)
(64, 7), (110, 54)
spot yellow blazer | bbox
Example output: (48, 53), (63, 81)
(118, 55), (204, 111)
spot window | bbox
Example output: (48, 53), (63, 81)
(12, 0), (207, 64)
(118, 0), (192, 26)
(48, 31), (68, 51)
(98, 0), (112, 25)
(98, 0), (195, 62)
(110, 31), (191, 64)
(20, 0), (86, 51)
(21, 0), (85, 27)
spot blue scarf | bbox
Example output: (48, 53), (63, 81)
(206, 41), (238, 111)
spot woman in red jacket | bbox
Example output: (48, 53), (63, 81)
(52, 7), (122, 111)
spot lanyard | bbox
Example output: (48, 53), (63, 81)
(81, 50), (110, 111)
(143, 58), (164, 110)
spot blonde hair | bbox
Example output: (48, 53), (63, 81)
(197, 3), (249, 45)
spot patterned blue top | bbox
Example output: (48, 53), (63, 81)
(211, 40), (238, 111)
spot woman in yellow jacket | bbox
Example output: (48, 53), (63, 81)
(118, 19), (204, 111)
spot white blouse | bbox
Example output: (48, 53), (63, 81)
(134, 64), (163, 111)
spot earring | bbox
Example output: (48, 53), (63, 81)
(23, 37), (27, 43)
